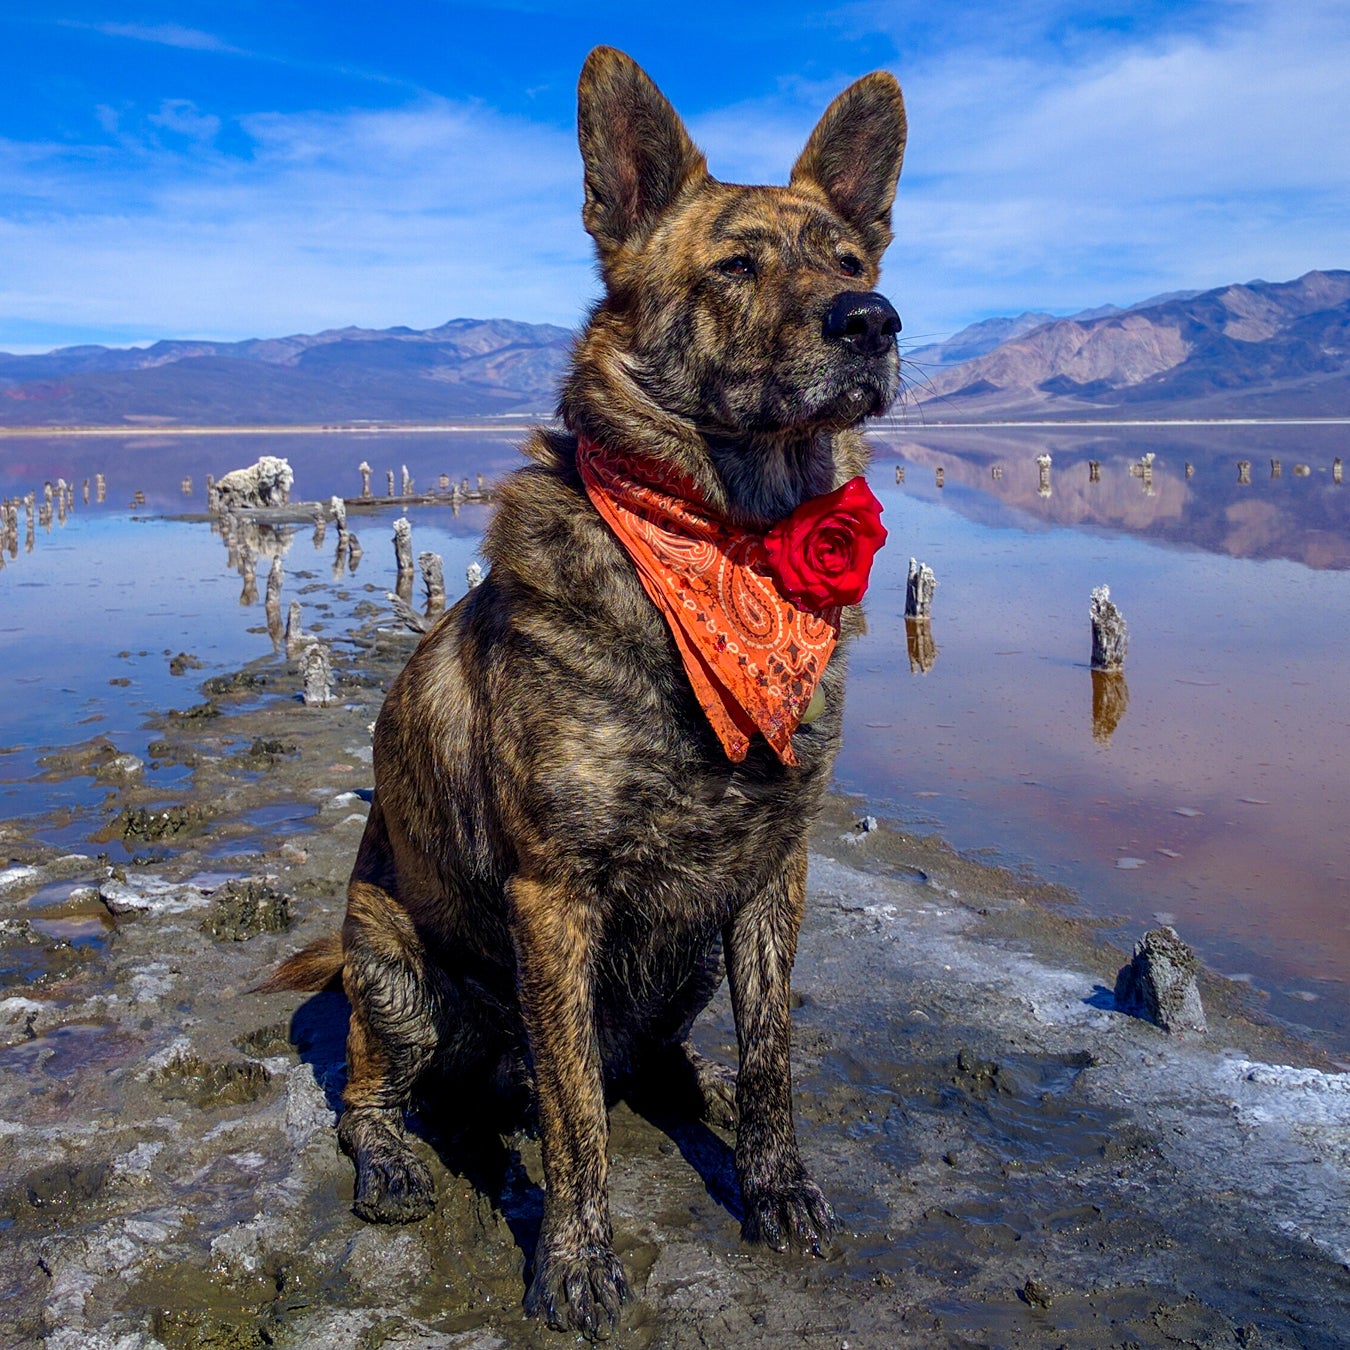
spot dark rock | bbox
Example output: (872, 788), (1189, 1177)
(1021, 1276), (1054, 1308)
(203, 879), (292, 941)
(104, 804), (205, 844)
(245, 737), (298, 762)
(1114, 926), (1207, 1033)
(202, 671), (268, 697)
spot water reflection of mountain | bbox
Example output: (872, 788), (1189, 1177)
(875, 427), (1349, 569)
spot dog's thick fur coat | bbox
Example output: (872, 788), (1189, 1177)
(268, 47), (906, 1336)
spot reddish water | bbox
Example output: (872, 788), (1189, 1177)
(848, 424), (1350, 1053)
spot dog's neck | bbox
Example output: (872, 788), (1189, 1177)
(559, 326), (863, 530)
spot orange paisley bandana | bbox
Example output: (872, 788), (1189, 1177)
(576, 435), (841, 767)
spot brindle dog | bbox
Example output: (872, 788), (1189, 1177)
(268, 46), (906, 1337)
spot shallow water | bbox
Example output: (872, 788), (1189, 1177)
(2, 422), (1347, 1053)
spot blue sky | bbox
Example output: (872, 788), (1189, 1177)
(3, 1), (1348, 352)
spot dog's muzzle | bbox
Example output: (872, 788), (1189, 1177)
(823, 291), (902, 358)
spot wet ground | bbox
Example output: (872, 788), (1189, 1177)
(2, 594), (1349, 1348)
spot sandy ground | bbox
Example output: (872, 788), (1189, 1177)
(2, 612), (1349, 1349)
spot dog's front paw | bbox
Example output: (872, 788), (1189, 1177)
(741, 1177), (835, 1254)
(338, 1107), (435, 1224)
(525, 1244), (629, 1338)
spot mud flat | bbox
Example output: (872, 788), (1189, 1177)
(1, 615), (1349, 1349)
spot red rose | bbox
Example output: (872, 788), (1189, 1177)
(762, 476), (888, 610)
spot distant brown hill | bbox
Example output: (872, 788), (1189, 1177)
(4, 270), (1348, 429)
(0, 318), (572, 427)
(911, 270), (1350, 419)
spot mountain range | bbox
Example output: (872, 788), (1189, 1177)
(0, 318), (571, 427)
(1, 270), (1347, 427)
(906, 270), (1350, 419)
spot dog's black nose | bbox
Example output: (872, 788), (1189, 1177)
(823, 291), (902, 356)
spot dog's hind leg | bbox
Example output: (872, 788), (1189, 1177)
(725, 843), (835, 1253)
(509, 875), (628, 1338)
(338, 878), (444, 1224)
(635, 938), (738, 1129)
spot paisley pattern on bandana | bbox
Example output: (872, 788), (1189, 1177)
(576, 436), (840, 766)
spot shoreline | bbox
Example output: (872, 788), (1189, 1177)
(3, 412), (1350, 439)
(2, 598), (1349, 1345)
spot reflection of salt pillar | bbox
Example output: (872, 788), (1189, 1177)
(96, 473), (107, 503)
(181, 476), (193, 496)
(1185, 462), (1194, 479)
(347, 532), (362, 573)
(285, 600), (306, 657)
(1089, 460), (1101, 482)
(300, 642), (334, 707)
(894, 465), (905, 483)
(934, 467), (944, 488)
(330, 496), (349, 579)
(991, 465), (1003, 480)
(1270, 459), (1282, 478)
(265, 557), (284, 650)
(83, 479), (90, 505)
(1335, 458), (1343, 485)
(905, 617), (937, 674)
(359, 461), (372, 499)
(401, 465), (413, 497)
(1237, 460), (1251, 485)
(240, 543), (259, 606)
(1139, 452), (1155, 497)
(420, 551), (446, 620)
(393, 517), (414, 604)
(1090, 584), (1128, 671)
(466, 561), (484, 590)
(312, 506), (326, 548)
(386, 470), (395, 498)
(1091, 668), (1130, 745)
(905, 558), (936, 618)
(1037, 453), (1052, 497)
(56, 481), (68, 525)
(904, 558), (937, 674)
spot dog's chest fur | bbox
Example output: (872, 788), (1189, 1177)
(378, 448), (849, 952)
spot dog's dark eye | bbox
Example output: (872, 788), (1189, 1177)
(838, 254), (863, 277)
(716, 256), (756, 279)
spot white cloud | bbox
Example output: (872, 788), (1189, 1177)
(1, 99), (597, 344)
(148, 99), (222, 144)
(90, 22), (245, 54)
(5, 0), (1350, 348)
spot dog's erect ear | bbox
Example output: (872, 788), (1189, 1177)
(790, 72), (907, 258)
(577, 47), (708, 256)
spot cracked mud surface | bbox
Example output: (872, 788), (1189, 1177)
(2, 615), (1349, 1348)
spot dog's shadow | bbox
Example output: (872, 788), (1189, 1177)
(284, 991), (742, 1271)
